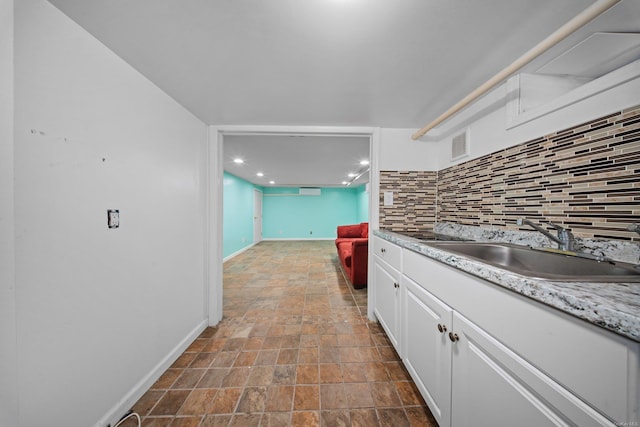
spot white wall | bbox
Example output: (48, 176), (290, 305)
(434, 71), (640, 169)
(376, 66), (640, 174)
(14, 1), (208, 426)
(378, 128), (439, 171)
(0, 0), (18, 426)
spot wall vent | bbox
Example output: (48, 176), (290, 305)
(299, 187), (321, 196)
(451, 129), (469, 161)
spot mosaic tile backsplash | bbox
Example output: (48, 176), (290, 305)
(380, 105), (640, 243)
(438, 105), (640, 240)
(379, 171), (437, 231)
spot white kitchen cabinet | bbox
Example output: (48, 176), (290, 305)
(451, 311), (614, 427)
(404, 276), (453, 427)
(398, 246), (637, 427)
(404, 272), (617, 427)
(372, 236), (402, 350)
(373, 261), (401, 349)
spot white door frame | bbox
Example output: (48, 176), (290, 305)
(253, 188), (263, 244)
(206, 125), (380, 325)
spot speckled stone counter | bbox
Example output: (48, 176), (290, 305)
(374, 229), (640, 343)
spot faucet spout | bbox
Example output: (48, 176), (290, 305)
(516, 218), (575, 251)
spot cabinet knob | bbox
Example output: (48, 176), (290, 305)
(393, 282), (399, 289)
(437, 324), (447, 333)
(448, 332), (459, 342)
(381, 248), (386, 253)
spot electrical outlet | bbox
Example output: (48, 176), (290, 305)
(107, 209), (120, 229)
(310, 231), (313, 235)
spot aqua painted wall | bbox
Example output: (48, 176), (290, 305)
(262, 187), (362, 239)
(355, 184), (369, 223)
(223, 172), (257, 258)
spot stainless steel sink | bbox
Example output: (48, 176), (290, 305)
(425, 242), (640, 282)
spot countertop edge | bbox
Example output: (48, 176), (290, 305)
(373, 229), (640, 343)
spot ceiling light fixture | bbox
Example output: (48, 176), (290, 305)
(269, 180), (275, 184)
(360, 160), (369, 166)
(342, 181), (349, 185)
(233, 158), (244, 164)
(256, 172), (264, 177)
(348, 173), (356, 177)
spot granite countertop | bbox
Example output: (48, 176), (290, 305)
(374, 229), (640, 343)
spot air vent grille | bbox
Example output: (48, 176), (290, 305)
(451, 130), (469, 161)
(299, 187), (321, 196)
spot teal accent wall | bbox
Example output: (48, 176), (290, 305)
(223, 172), (257, 258)
(355, 184), (369, 223)
(262, 187), (361, 239)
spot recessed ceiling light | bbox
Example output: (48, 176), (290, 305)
(256, 172), (264, 177)
(342, 181), (349, 185)
(348, 173), (356, 178)
(233, 158), (244, 164)
(269, 180), (275, 184)
(360, 160), (369, 166)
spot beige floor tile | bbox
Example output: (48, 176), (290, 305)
(126, 241), (436, 424)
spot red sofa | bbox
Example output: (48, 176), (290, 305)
(335, 222), (368, 289)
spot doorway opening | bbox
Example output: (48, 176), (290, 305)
(208, 126), (379, 325)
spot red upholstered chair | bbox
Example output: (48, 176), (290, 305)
(335, 222), (368, 288)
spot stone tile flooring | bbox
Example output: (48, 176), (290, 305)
(122, 240), (437, 426)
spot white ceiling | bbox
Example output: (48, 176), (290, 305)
(224, 135), (370, 187)
(45, 0), (640, 186)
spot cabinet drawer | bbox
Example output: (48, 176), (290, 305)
(373, 236), (402, 270)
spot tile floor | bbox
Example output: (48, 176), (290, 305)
(122, 240), (437, 426)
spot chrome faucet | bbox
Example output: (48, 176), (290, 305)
(629, 224), (640, 270)
(516, 218), (575, 251)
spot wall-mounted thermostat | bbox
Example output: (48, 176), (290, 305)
(107, 209), (120, 229)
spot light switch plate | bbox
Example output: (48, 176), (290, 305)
(107, 209), (120, 229)
(384, 191), (394, 206)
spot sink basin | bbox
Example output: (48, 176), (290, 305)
(425, 242), (640, 282)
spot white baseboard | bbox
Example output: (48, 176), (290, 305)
(223, 242), (257, 263)
(95, 319), (208, 427)
(263, 237), (334, 241)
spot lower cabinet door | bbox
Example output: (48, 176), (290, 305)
(373, 260), (400, 348)
(404, 277), (453, 427)
(451, 312), (615, 427)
